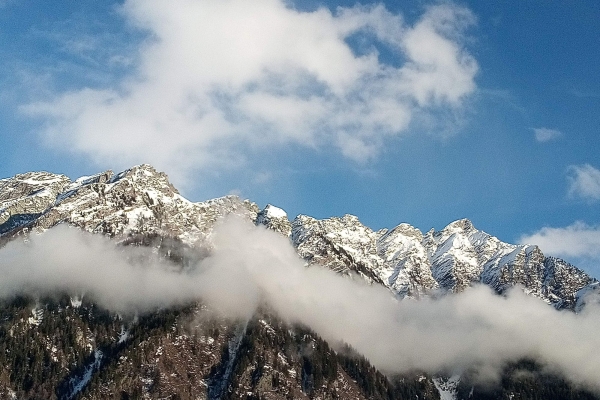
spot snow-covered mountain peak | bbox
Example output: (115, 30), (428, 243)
(1, 170), (69, 186)
(392, 223), (423, 239)
(256, 204), (291, 237)
(442, 218), (475, 234)
(262, 204), (287, 219)
(377, 223), (424, 256)
(111, 164), (181, 196)
(68, 170), (113, 189)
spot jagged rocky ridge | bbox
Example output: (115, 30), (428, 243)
(1, 164), (596, 309)
(0, 165), (258, 244)
(1, 165), (599, 400)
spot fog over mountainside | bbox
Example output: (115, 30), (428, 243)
(1, 164), (600, 399)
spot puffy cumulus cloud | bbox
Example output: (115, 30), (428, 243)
(567, 164), (600, 201)
(519, 221), (600, 260)
(4, 218), (600, 391)
(532, 127), (562, 142)
(23, 0), (477, 186)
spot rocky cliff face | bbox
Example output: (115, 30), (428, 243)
(0, 165), (258, 245)
(256, 204), (292, 237)
(0, 171), (71, 235)
(287, 214), (595, 309)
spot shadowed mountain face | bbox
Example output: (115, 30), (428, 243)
(0, 165), (599, 399)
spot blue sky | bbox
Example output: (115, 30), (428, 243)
(1, 0), (600, 275)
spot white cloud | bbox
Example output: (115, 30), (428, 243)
(519, 221), (600, 260)
(0, 225), (200, 312)
(22, 0), (477, 187)
(533, 127), (562, 142)
(567, 164), (600, 201)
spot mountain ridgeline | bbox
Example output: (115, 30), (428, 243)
(0, 164), (598, 399)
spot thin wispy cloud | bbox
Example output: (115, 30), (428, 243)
(567, 164), (600, 202)
(570, 88), (600, 99)
(22, 0), (478, 187)
(532, 127), (562, 142)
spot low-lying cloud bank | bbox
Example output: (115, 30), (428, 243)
(3, 219), (600, 391)
(0, 226), (199, 311)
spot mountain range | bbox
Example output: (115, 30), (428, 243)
(0, 164), (599, 399)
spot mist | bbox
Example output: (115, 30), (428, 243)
(0, 225), (201, 312)
(2, 219), (600, 391)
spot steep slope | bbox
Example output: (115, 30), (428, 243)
(0, 295), (441, 400)
(422, 219), (547, 296)
(377, 223), (439, 298)
(290, 214), (438, 298)
(0, 171), (71, 236)
(291, 214), (388, 285)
